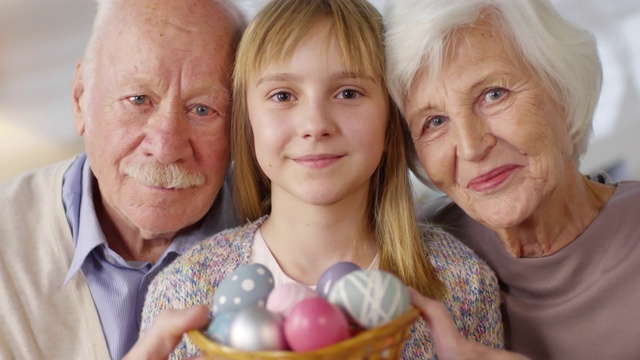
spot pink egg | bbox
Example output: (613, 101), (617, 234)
(284, 297), (350, 352)
(266, 283), (318, 317)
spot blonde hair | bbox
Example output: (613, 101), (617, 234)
(231, 0), (445, 298)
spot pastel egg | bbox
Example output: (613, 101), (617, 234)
(284, 297), (350, 352)
(266, 283), (319, 316)
(228, 306), (288, 352)
(316, 261), (360, 298)
(327, 269), (409, 329)
(205, 311), (237, 345)
(212, 263), (274, 315)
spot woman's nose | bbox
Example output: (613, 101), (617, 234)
(453, 116), (496, 161)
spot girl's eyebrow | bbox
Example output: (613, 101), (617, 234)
(256, 71), (375, 86)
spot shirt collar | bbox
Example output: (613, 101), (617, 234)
(64, 156), (107, 284)
(62, 155), (234, 283)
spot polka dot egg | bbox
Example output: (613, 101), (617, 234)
(327, 269), (410, 329)
(212, 263), (275, 315)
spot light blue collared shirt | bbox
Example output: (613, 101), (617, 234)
(62, 154), (237, 359)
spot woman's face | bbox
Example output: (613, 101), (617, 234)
(246, 24), (388, 207)
(404, 20), (575, 230)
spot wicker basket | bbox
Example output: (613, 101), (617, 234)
(189, 307), (420, 360)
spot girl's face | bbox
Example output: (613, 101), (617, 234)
(246, 23), (388, 208)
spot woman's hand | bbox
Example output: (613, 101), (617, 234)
(408, 288), (530, 360)
(123, 305), (210, 360)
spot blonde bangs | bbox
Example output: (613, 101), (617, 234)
(234, 0), (385, 92)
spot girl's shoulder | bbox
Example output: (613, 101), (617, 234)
(166, 218), (266, 280)
(418, 222), (497, 289)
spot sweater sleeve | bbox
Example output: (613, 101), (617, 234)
(140, 240), (218, 359)
(422, 224), (504, 349)
(139, 224), (254, 359)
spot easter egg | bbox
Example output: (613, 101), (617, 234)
(206, 311), (237, 345)
(212, 263), (274, 315)
(228, 306), (288, 352)
(327, 269), (410, 329)
(316, 261), (360, 298)
(284, 297), (350, 352)
(266, 283), (319, 317)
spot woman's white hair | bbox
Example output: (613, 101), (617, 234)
(384, 0), (602, 184)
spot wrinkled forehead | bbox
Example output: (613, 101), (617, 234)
(104, 0), (236, 42)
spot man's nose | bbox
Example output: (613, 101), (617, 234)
(142, 105), (193, 164)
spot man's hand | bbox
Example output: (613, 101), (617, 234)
(123, 305), (210, 360)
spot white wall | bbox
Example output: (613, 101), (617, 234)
(1, 0), (638, 183)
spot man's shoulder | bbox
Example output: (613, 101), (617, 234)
(0, 157), (77, 200)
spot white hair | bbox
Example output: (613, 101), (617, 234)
(384, 0), (602, 170)
(81, 0), (247, 91)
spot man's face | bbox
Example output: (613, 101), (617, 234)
(72, 0), (236, 237)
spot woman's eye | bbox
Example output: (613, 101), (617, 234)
(484, 88), (506, 102)
(269, 91), (294, 102)
(424, 116), (448, 131)
(337, 89), (360, 99)
(128, 95), (148, 105)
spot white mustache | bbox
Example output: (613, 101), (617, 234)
(123, 162), (205, 189)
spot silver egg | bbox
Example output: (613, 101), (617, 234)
(228, 306), (288, 351)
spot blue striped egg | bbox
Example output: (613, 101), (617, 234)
(327, 269), (409, 329)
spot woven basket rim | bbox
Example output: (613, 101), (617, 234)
(189, 306), (420, 358)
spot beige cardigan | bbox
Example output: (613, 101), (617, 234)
(0, 158), (110, 360)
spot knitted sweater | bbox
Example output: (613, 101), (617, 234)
(141, 217), (503, 359)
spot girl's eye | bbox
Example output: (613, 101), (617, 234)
(337, 89), (360, 99)
(484, 88), (506, 102)
(269, 91), (294, 102)
(128, 95), (149, 105)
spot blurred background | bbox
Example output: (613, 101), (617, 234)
(1, 0), (638, 184)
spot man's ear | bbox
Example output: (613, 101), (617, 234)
(71, 60), (86, 136)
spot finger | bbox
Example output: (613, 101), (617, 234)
(408, 287), (463, 352)
(123, 305), (210, 360)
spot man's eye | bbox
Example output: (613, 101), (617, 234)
(194, 105), (211, 116)
(128, 95), (148, 105)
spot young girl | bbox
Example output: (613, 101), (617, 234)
(140, 0), (503, 358)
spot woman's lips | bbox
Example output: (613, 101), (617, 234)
(467, 164), (521, 192)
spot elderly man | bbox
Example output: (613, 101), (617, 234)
(0, 0), (244, 359)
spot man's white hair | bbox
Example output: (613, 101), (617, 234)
(80, 0), (247, 93)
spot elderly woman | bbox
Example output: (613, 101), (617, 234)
(384, 0), (640, 359)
